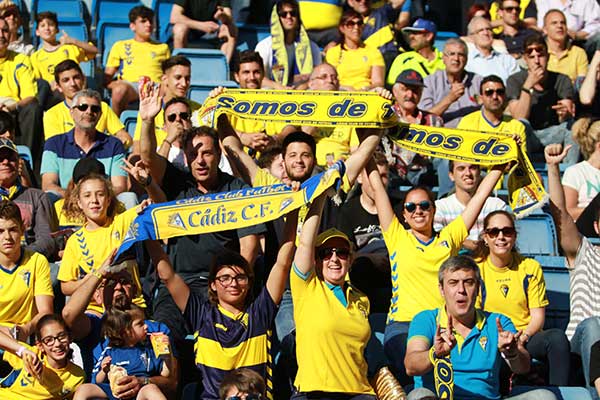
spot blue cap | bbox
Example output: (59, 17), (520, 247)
(402, 18), (437, 36)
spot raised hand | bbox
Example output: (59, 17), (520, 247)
(22, 349), (43, 380)
(58, 30), (72, 45)
(138, 81), (162, 121)
(544, 143), (572, 165)
(122, 158), (151, 187)
(433, 314), (457, 358)
(497, 317), (518, 357)
(101, 356), (112, 373)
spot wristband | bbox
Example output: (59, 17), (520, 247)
(15, 345), (25, 358)
(91, 270), (103, 280)
(164, 139), (173, 146)
(141, 174), (152, 188)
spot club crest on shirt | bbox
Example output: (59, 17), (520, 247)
(357, 301), (368, 319)
(19, 270), (31, 287)
(500, 284), (509, 298)
(140, 352), (149, 368)
(113, 231), (121, 241)
(479, 336), (488, 351)
(438, 240), (450, 248)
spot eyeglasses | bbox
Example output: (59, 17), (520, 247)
(278, 10), (298, 18)
(404, 200), (432, 213)
(40, 331), (69, 346)
(73, 103), (101, 113)
(344, 20), (364, 28)
(166, 112), (190, 122)
(444, 51), (467, 58)
(317, 247), (351, 260)
(215, 274), (249, 286)
(227, 395), (263, 400)
(484, 226), (516, 238)
(501, 6), (521, 12)
(482, 88), (506, 97)
(525, 46), (547, 56)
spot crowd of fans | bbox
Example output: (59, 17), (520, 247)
(0, 0), (599, 398)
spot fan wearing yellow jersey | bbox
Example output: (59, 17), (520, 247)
(0, 200), (53, 342)
(104, 6), (170, 116)
(0, 314), (84, 400)
(367, 154), (509, 384)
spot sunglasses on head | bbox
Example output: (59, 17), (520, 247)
(278, 10), (298, 18)
(483, 88), (506, 97)
(317, 247), (350, 260)
(74, 103), (101, 113)
(485, 226), (516, 238)
(404, 200), (432, 213)
(166, 112), (190, 123)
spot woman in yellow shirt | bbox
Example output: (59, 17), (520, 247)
(325, 10), (385, 91)
(473, 210), (570, 385)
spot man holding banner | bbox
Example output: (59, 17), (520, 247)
(405, 255), (557, 400)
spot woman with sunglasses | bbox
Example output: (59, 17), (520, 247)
(292, 192), (375, 399)
(150, 208), (298, 400)
(367, 158), (508, 382)
(473, 209), (570, 385)
(324, 9), (385, 91)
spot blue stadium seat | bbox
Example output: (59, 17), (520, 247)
(515, 212), (559, 257)
(91, 0), (141, 27)
(151, 0), (174, 43)
(538, 256), (570, 331)
(434, 30), (459, 51)
(172, 48), (230, 83)
(96, 20), (131, 66)
(58, 21), (89, 42)
(35, 0), (84, 22)
(236, 23), (270, 51)
(120, 110), (138, 137)
(17, 145), (32, 168)
(188, 80), (239, 104)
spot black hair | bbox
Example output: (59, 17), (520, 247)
(129, 5), (154, 23)
(282, 131), (316, 157)
(161, 55), (191, 73)
(54, 59), (83, 83)
(479, 75), (505, 93)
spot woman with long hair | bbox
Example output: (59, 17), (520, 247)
(473, 209), (570, 385)
(324, 10), (385, 90)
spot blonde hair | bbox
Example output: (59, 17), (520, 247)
(63, 173), (117, 225)
(572, 117), (600, 159)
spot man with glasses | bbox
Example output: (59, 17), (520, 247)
(466, 17), (519, 83)
(387, 19), (445, 86)
(544, 9), (588, 83)
(496, 0), (537, 59)
(507, 34), (578, 165)
(44, 60), (131, 147)
(156, 97), (191, 169)
(40, 89), (128, 199)
(255, 0), (321, 89)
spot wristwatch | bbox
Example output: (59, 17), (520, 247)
(521, 86), (534, 95)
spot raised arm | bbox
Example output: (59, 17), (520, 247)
(293, 193), (328, 275)
(580, 50), (600, 106)
(147, 241), (190, 313)
(266, 209), (299, 304)
(219, 112), (260, 185)
(461, 164), (505, 230)
(345, 128), (385, 187)
(138, 84), (167, 185)
(367, 158), (395, 231)
(545, 144), (581, 266)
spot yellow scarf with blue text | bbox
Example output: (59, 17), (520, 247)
(198, 89), (547, 217)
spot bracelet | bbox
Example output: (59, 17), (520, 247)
(15, 345), (25, 358)
(91, 270), (103, 280)
(164, 139), (173, 146)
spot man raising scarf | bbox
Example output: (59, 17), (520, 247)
(256, 0), (321, 89)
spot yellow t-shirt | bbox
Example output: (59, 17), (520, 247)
(0, 250), (53, 327)
(384, 215), (468, 322)
(325, 44), (385, 90)
(44, 101), (125, 140)
(53, 199), (126, 229)
(548, 45), (589, 82)
(106, 39), (170, 83)
(31, 44), (89, 83)
(57, 207), (146, 312)
(291, 264), (374, 394)
(133, 99), (202, 145)
(314, 126), (359, 167)
(477, 253), (549, 331)
(0, 343), (85, 399)
(0, 50), (37, 100)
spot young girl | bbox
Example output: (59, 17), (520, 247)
(90, 305), (168, 400)
(0, 314), (85, 399)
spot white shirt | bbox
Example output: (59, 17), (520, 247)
(536, 0), (600, 35)
(562, 160), (600, 208)
(466, 42), (520, 84)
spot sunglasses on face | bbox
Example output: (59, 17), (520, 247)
(525, 46), (547, 56)
(40, 331), (69, 346)
(485, 226), (516, 238)
(501, 6), (521, 12)
(106, 277), (133, 287)
(278, 10), (298, 18)
(317, 247), (350, 260)
(166, 112), (190, 123)
(73, 103), (101, 113)
(344, 20), (364, 28)
(482, 88), (506, 97)
(404, 200), (432, 213)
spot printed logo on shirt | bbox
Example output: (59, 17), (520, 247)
(479, 336), (488, 351)
(500, 284), (509, 298)
(20, 270), (31, 287)
(113, 231), (121, 241)
(438, 240), (450, 248)
(215, 323), (228, 332)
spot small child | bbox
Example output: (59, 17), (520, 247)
(0, 314), (85, 399)
(104, 6), (170, 116)
(90, 306), (168, 400)
(31, 12), (97, 88)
